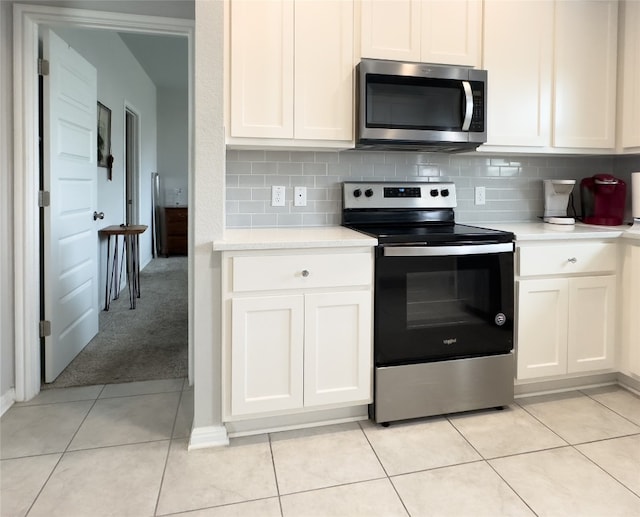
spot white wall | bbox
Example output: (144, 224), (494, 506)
(0, 0), (16, 409)
(54, 27), (157, 285)
(157, 87), (189, 206)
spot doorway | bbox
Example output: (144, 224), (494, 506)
(41, 28), (188, 388)
(125, 107), (139, 226)
(13, 4), (195, 400)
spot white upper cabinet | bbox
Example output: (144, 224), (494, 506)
(360, 0), (422, 61)
(483, 0), (618, 153)
(553, 0), (618, 149)
(295, 0), (354, 141)
(230, 0), (294, 139)
(420, 0), (481, 66)
(229, 0), (354, 145)
(483, 0), (553, 147)
(360, 0), (481, 67)
(619, 0), (640, 151)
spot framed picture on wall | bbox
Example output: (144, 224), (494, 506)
(97, 101), (111, 168)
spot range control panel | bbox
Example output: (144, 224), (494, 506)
(343, 181), (457, 210)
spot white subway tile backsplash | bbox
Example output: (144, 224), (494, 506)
(265, 151), (291, 162)
(225, 149), (632, 228)
(251, 162), (278, 175)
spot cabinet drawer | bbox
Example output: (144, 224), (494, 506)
(166, 220), (187, 234)
(232, 253), (372, 292)
(519, 242), (616, 276)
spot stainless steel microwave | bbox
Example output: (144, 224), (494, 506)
(355, 59), (487, 152)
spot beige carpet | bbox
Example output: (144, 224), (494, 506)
(43, 257), (188, 389)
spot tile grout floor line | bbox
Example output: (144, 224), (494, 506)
(267, 432), (285, 517)
(579, 387), (640, 427)
(153, 387), (186, 517)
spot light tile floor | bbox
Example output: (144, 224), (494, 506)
(2, 380), (640, 517)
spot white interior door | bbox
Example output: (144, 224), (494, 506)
(42, 28), (99, 382)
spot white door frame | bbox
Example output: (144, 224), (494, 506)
(13, 3), (194, 400)
(124, 104), (141, 226)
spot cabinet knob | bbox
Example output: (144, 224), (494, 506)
(301, 269), (310, 277)
(568, 257), (577, 263)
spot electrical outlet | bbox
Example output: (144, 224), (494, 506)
(271, 185), (286, 207)
(294, 186), (307, 207)
(475, 186), (486, 205)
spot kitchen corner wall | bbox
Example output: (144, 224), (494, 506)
(227, 150), (636, 227)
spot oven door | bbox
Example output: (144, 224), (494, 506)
(374, 242), (514, 366)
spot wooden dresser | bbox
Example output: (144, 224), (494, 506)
(163, 206), (188, 256)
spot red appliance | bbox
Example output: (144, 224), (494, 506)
(580, 174), (626, 225)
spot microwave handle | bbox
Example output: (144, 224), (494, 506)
(462, 81), (473, 131)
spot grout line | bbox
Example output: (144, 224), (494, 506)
(267, 433), (284, 517)
(571, 442), (640, 503)
(356, 420), (391, 478)
(276, 476), (391, 499)
(579, 387), (640, 428)
(356, 421), (410, 517)
(20, 393), (102, 516)
(153, 437), (176, 516)
(484, 458), (539, 516)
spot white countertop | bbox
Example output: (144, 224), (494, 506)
(476, 222), (628, 241)
(214, 222), (640, 250)
(213, 226), (378, 251)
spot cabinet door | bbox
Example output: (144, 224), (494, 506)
(483, 0), (553, 146)
(231, 295), (303, 415)
(360, 0), (421, 61)
(567, 276), (616, 373)
(620, 0), (640, 149)
(553, 0), (618, 149)
(230, 0), (294, 138)
(304, 291), (372, 407)
(421, 0), (481, 66)
(516, 279), (569, 380)
(295, 0), (353, 141)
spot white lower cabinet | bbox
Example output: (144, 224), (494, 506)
(516, 241), (617, 380)
(223, 249), (373, 420)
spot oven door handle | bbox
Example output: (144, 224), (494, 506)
(382, 243), (514, 257)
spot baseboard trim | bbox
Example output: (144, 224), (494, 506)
(617, 372), (640, 395)
(1, 388), (16, 417)
(514, 372), (619, 397)
(188, 425), (229, 450)
(223, 405), (369, 438)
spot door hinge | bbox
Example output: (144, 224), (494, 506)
(38, 190), (50, 208)
(39, 320), (51, 338)
(38, 59), (50, 76)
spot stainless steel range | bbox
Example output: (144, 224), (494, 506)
(342, 181), (515, 425)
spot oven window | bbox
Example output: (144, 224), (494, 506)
(406, 267), (489, 329)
